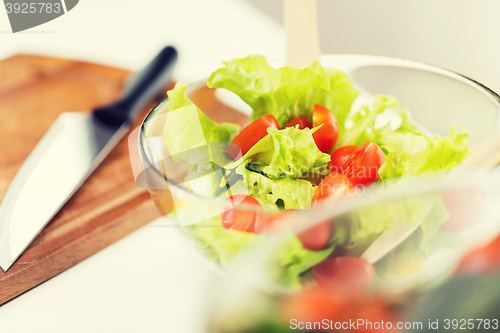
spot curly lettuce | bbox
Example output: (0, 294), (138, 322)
(242, 168), (316, 210)
(374, 196), (464, 279)
(335, 95), (399, 148)
(379, 126), (470, 183)
(162, 55), (473, 287)
(295, 67), (360, 135)
(163, 81), (240, 162)
(207, 55), (359, 129)
(183, 216), (332, 290)
(242, 126), (330, 180)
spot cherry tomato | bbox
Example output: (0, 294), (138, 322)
(342, 141), (385, 187)
(311, 172), (353, 207)
(298, 221), (332, 251)
(282, 287), (397, 333)
(282, 286), (345, 324)
(227, 114), (279, 160)
(441, 187), (486, 232)
(312, 257), (375, 299)
(456, 236), (500, 275)
(350, 300), (398, 333)
(221, 195), (266, 233)
(312, 104), (339, 154)
(329, 145), (358, 174)
(286, 116), (312, 130)
(267, 210), (331, 251)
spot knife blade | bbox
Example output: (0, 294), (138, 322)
(0, 46), (177, 271)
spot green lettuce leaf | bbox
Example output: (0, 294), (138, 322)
(350, 98), (470, 184)
(242, 126), (330, 180)
(184, 163), (224, 197)
(334, 111), (468, 268)
(362, 108), (425, 145)
(163, 81), (240, 162)
(332, 195), (428, 257)
(413, 126), (470, 173)
(335, 95), (399, 148)
(240, 165), (316, 210)
(207, 55), (330, 127)
(267, 235), (333, 290)
(379, 125), (470, 182)
(186, 220), (259, 266)
(374, 196), (464, 279)
(396, 108), (425, 136)
(182, 216), (333, 290)
(295, 67), (360, 135)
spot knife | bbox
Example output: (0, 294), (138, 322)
(0, 46), (178, 271)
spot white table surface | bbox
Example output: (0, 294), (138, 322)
(0, 1), (284, 332)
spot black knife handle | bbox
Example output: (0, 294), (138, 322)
(93, 46), (178, 126)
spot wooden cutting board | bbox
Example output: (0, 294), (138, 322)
(0, 54), (167, 305)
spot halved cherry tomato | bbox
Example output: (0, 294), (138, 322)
(221, 195), (266, 233)
(227, 114), (279, 160)
(342, 141), (385, 187)
(311, 172), (353, 207)
(267, 210), (331, 251)
(282, 286), (345, 324)
(329, 145), (358, 174)
(286, 116), (312, 130)
(456, 236), (500, 275)
(298, 221), (332, 251)
(312, 257), (375, 299)
(312, 104), (339, 153)
(282, 287), (397, 333)
(350, 300), (398, 333)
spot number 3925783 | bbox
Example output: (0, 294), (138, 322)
(5, 3), (62, 14)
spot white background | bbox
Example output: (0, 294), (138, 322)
(1, 1), (500, 332)
(0, 0), (285, 82)
(249, 0), (500, 93)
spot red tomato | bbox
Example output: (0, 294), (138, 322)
(312, 104), (339, 154)
(282, 287), (398, 333)
(342, 141), (385, 187)
(267, 210), (331, 251)
(329, 145), (358, 174)
(221, 195), (266, 233)
(281, 286), (345, 324)
(298, 221), (332, 251)
(456, 236), (500, 275)
(441, 187), (486, 232)
(350, 300), (399, 333)
(227, 114), (279, 160)
(312, 257), (375, 299)
(311, 172), (353, 207)
(286, 116), (312, 130)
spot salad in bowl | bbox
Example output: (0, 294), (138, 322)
(207, 234), (500, 333)
(136, 54), (500, 292)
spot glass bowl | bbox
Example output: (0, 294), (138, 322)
(210, 169), (500, 292)
(204, 170), (500, 333)
(207, 234), (500, 333)
(133, 54), (500, 289)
